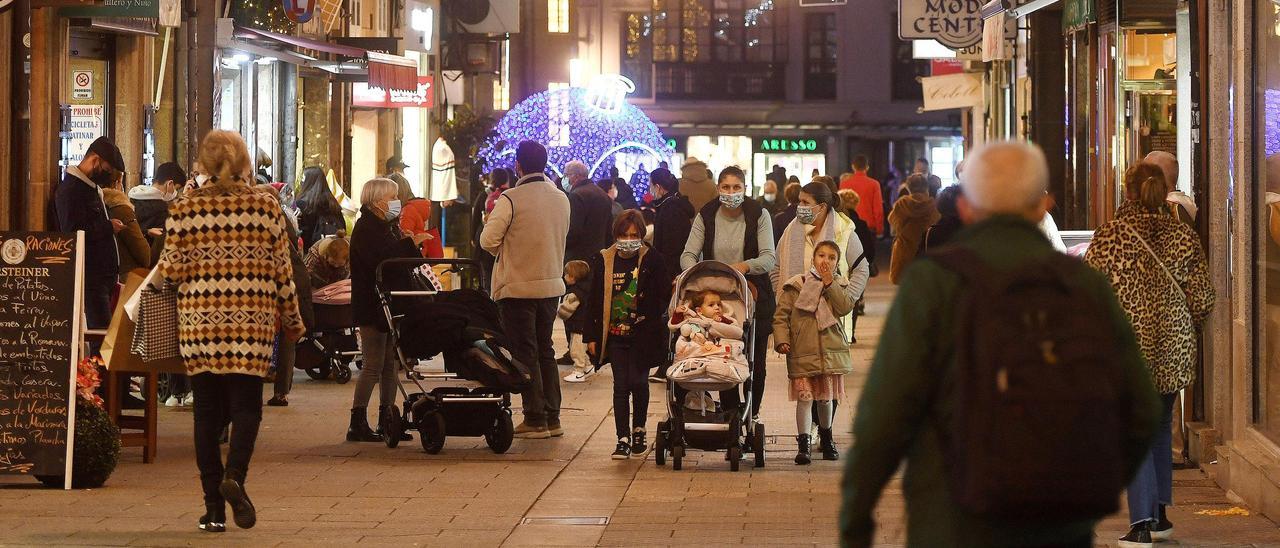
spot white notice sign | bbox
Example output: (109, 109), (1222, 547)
(67, 105), (105, 164)
(71, 70), (94, 100)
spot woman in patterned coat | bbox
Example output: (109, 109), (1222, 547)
(157, 130), (306, 533)
(1085, 162), (1215, 546)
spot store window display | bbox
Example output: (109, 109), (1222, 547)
(1257, 0), (1280, 443)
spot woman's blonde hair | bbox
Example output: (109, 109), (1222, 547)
(197, 130), (252, 183)
(838, 189), (861, 211)
(1123, 163), (1168, 213)
(360, 178), (399, 208)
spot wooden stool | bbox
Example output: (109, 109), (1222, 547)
(103, 370), (159, 464)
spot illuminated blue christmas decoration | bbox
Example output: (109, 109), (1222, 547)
(478, 75), (674, 204)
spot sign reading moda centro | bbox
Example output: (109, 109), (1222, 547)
(754, 138), (825, 154)
(899, 0), (984, 49)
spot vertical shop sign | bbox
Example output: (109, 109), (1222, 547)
(71, 70), (93, 100)
(283, 0), (315, 24)
(66, 106), (105, 165)
(899, 0), (984, 49)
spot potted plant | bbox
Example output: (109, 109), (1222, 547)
(36, 356), (121, 489)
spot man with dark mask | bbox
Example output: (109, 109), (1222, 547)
(55, 136), (126, 332)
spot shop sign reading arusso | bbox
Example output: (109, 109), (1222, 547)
(899, 0), (984, 49)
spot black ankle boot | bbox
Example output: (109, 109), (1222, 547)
(347, 407), (382, 442)
(198, 504), (226, 533)
(218, 470), (256, 530)
(377, 405), (413, 441)
(795, 434), (812, 465)
(818, 428), (839, 461)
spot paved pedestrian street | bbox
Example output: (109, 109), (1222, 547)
(0, 279), (1277, 547)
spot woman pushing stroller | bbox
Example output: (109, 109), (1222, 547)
(584, 210), (670, 460)
(773, 240), (856, 465)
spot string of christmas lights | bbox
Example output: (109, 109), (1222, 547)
(477, 86), (674, 196)
(230, 0), (296, 35)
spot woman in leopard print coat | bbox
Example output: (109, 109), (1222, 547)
(1084, 162), (1214, 545)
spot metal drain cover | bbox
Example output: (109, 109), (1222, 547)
(522, 517), (610, 526)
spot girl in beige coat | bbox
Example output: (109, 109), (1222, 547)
(773, 240), (857, 465)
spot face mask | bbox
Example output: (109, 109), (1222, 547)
(385, 199), (402, 219)
(90, 169), (114, 188)
(616, 239), (643, 254)
(194, 174), (210, 187)
(763, 193), (776, 203)
(719, 191), (745, 209)
(796, 205), (818, 225)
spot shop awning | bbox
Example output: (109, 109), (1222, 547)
(981, 0), (1060, 19)
(219, 20), (419, 92)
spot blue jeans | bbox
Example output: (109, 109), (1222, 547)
(1128, 392), (1178, 525)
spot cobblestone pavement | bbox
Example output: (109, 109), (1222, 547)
(0, 278), (1277, 546)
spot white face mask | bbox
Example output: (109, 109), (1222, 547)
(385, 199), (403, 219)
(194, 174), (210, 187)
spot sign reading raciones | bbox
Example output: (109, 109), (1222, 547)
(899, 0), (984, 49)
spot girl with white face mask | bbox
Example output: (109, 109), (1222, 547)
(582, 211), (670, 460)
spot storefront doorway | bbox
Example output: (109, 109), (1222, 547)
(64, 32), (114, 170)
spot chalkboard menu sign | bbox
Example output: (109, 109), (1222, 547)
(0, 232), (83, 486)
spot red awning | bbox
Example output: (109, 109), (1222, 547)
(233, 26), (419, 93)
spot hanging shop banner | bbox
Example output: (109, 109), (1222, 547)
(352, 75), (434, 109)
(920, 73), (983, 111)
(982, 13), (1011, 61)
(754, 137), (826, 154)
(899, 0), (984, 49)
(60, 0), (159, 18)
(1062, 0), (1095, 31)
(283, 0), (316, 24)
(66, 105), (105, 165)
(0, 231), (84, 487)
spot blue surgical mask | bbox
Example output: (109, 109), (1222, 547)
(386, 199), (402, 219)
(616, 239), (643, 255)
(796, 205), (818, 225)
(719, 191), (745, 209)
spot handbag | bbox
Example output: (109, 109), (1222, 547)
(131, 282), (181, 361)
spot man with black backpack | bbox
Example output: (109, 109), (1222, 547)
(839, 142), (1163, 547)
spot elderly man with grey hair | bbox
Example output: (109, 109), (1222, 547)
(1142, 151), (1197, 226)
(563, 160), (615, 263)
(841, 141), (1161, 548)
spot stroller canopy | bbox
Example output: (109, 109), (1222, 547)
(668, 260), (756, 323)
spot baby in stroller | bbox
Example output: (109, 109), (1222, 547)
(670, 290), (746, 365)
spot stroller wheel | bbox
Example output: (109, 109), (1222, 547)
(729, 447), (742, 472)
(418, 412), (446, 454)
(383, 406), (403, 449)
(485, 412), (514, 454)
(672, 445), (683, 471)
(753, 422), (766, 468)
(332, 361), (352, 384)
(654, 431), (667, 466)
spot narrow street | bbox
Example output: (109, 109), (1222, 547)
(0, 278), (1274, 547)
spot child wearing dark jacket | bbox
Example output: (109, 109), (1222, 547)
(560, 260), (594, 383)
(584, 211), (670, 460)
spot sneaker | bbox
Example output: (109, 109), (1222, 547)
(514, 422), (551, 439)
(218, 475), (257, 529)
(563, 369), (595, 383)
(1152, 505), (1174, 541)
(556, 353), (575, 366)
(266, 395), (288, 407)
(612, 438), (631, 460)
(198, 509), (226, 533)
(631, 428), (647, 453)
(182, 393), (194, 407)
(1118, 522), (1153, 548)
(165, 395), (181, 407)
(547, 421), (564, 437)
(647, 369), (665, 383)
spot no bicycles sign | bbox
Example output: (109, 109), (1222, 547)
(72, 70), (93, 100)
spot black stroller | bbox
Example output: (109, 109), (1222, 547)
(654, 261), (765, 471)
(295, 284), (361, 384)
(375, 258), (529, 454)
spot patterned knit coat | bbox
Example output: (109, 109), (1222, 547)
(156, 178), (306, 377)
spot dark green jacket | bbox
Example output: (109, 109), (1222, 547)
(840, 216), (1162, 547)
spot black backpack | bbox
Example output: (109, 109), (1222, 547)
(930, 247), (1127, 520)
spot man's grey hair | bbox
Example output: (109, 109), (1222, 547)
(1143, 151), (1177, 189)
(959, 141), (1049, 214)
(564, 160), (589, 182)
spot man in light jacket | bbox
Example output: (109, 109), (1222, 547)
(481, 141), (572, 439)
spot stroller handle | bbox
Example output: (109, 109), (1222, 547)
(375, 257), (485, 289)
